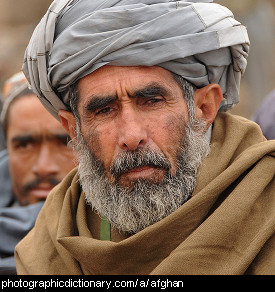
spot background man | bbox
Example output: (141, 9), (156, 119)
(251, 89), (275, 140)
(15, 0), (275, 274)
(0, 72), (77, 274)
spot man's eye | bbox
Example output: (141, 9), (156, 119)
(145, 97), (164, 105)
(14, 142), (32, 150)
(95, 107), (112, 115)
(148, 98), (162, 103)
(58, 137), (70, 146)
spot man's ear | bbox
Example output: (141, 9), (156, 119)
(58, 110), (77, 140)
(193, 83), (223, 125)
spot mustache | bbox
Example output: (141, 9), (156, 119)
(23, 177), (61, 193)
(110, 147), (171, 179)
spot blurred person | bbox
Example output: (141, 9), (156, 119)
(15, 0), (274, 275)
(0, 72), (77, 274)
(0, 94), (5, 150)
(251, 89), (275, 140)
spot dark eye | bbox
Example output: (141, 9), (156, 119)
(143, 97), (165, 107)
(146, 98), (163, 104)
(95, 107), (112, 115)
(16, 142), (28, 149)
(14, 141), (33, 151)
(58, 137), (70, 146)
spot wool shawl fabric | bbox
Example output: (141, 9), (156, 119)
(15, 113), (275, 275)
(22, 0), (249, 120)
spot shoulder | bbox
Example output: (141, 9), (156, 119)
(214, 112), (266, 141)
(212, 113), (274, 158)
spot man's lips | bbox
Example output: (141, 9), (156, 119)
(121, 165), (160, 180)
(29, 185), (54, 199)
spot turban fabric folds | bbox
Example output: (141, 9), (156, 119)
(22, 0), (250, 120)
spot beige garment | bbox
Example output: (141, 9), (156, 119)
(15, 113), (275, 275)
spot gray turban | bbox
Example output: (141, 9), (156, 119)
(22, 0), (249, 120)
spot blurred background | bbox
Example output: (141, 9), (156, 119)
(0, 0), (274, 119)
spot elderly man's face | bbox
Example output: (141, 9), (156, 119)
(59, 65), (222, 233)
(76, 66), (189, 185)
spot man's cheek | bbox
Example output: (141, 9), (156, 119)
(161, 115), (186, 169)
(84, 129), (113, 172)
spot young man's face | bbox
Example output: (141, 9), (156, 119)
(6, 95), (76, 205)
(76, 65), (190, 186)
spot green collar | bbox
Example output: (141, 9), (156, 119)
(100, 216), (111, 240)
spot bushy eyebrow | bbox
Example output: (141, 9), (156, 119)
(11, 133), (70, 144)
(12, 135), (33, 145)
(131, 82), (168, 99)
(84, 82), (169, 113)
(85, 96), (115, 113)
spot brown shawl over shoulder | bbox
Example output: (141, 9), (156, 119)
(15, 113), (275, 275)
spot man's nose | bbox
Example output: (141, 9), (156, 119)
(32, 144), (60, 178)
(117, 108), (148, 151)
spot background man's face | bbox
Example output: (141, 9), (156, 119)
(76, 65), (190, 186)
(6, 94), (76, 205)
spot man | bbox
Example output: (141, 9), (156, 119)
(0, 94), (5, 151)
(0, 72), (76, 274)
(15, 0), (274, 275)
(252, 89), (275, 140)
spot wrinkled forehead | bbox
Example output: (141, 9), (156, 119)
(76, 65), (181, 102)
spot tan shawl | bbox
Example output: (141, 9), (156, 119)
(15, 113), (275, 275)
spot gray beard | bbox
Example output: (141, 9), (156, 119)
(75, 119), (210, 234)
